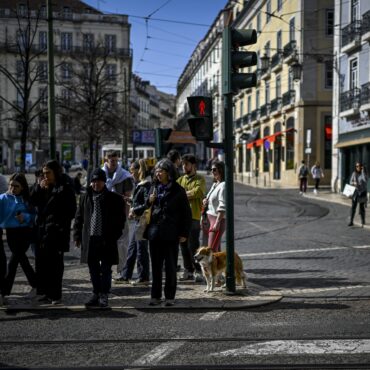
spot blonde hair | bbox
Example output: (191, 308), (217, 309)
(132, 159), (147, 181)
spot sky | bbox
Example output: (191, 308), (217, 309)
(83, 0), (227, 94)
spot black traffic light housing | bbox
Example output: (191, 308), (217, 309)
(187, 96), (213, 141)
(155, 128), (172, 158)
(222, 28), (258, 94)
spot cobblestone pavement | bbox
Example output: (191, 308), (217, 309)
(1, 263), (282, 310)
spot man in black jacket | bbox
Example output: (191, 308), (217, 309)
(73, 168), (126, 308)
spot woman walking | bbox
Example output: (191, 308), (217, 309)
(348, 162), (368, 227)
(31, 160), (76, 304)
(202, 160), (226, 252)
(0, 173), (37, 299)
(311, 162), (324, 194)
(119, 159), (151, 285)
(145, 159), (192, 306)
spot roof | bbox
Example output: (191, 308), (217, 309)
(166, 131), (196, 145)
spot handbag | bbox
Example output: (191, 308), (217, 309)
(135, 207), (152, 241)
(343, 184), (356, 198)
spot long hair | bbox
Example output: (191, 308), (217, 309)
(8, 173), (30, 201)
(212, 160), (225, 182)
(131, 159), (147, 182)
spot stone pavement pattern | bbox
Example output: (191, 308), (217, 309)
(1, 264), (282, 310)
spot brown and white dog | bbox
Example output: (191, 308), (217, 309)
(194, 246), (247, 292)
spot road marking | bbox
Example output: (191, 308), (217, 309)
(248, 222), (268, 231)
(200, 311), (226, 321)
(239, 246), (348, 258)
(212, 339), (370, 356)
(133, 341), (185, 366)
(265, 285), (370, 296)
(353, 245), (370, 249)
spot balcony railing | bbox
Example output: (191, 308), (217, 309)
(282, 90), (296, 106)
(260, 104), (267, 117)
(251, 109), (257, 122)
(235, 117), (242, 129)
(362, 10), (370, 35)
(342, 20), (362, 48)
(361, 82), (370, 106)
(283, 40), (297, 59)
(271, 52), (283, 70)
(340, 88), (361, 112)
(242, 113), (251, 125)
(270, 97), (282, 112)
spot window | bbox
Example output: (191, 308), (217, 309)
(324, 115), (332, 169)
(247, 95), (252, 113)
(277, 0), (283, 11)
(256, 90), (260, 109)
(245, 148), (251, 172)
(265, 41), (271, 57)
(83, 33), (94, 51)
(63, 6), (72, 19)
(257, 13), (261, 33)
(240, 100), (244, 117)
(289, 18), (295, 42)
(18, 4), (27, 16)
(276, 75), (281, 98)
(39, 31), (47, 50)
(351, 0), (359, 22)
(326, 9), (334, 36)
(263, 127), (270, 172)
(277, 30), (282, 51)
(325, 61), (333, 88)
(265, 81), (270, 104)
(38, 61), (48, 81)
(39, 87), (48, 106)
(106, 64), (117, 81)
(285, 117), (295, 170)
(105, 34), (117, 53)
(266, 0), (271, 23)
(16, 91), (24, 109)
(61, 32), (72, 51)
(61, 63), (72, 80)
(61, 89), (72, 105)
(16, 60), (24, 80)
(40, 6), (46, 18)
(350, 58), (358, 89)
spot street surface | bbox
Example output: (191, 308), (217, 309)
(1, 179), (370, 369)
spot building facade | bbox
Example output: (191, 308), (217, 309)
(333, 0), (370, 192)
(232, 0), (334, 188)
(0, 0), (132, 170)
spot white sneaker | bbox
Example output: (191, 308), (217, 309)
(299, 191), (303, 195)
(313, 189), (317, 194)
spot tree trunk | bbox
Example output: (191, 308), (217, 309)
(20, 122), (28, 173)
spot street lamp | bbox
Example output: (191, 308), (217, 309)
(260, 54), (270, 71)
(291, 60), (302, 81)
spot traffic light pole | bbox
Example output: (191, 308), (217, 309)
(222, 27), (236, 294)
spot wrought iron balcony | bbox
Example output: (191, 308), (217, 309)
(342, 20), (362, 50)
(235, 117), (243, 129)
(251, 109), (257, 122)
(361, 82), (370, 107)
(260, 104), (267, 118)
(270, 97), (282, 113)
(271, 52), (283, 71)
(362, 11), (370, 41)
(242, 113), (251, 125)
(282, 90), (296, 106)
(340, 88), (361, 112)
(283, 40), (297, 60)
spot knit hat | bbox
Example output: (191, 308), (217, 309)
(90, 168), (107, 183)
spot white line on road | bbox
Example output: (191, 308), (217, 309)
(199, 311), (226, 321)
(248, 222), (268, 231)
(261, 285), (370, 296)
(133, 341), (185, 366)
(212, 339), (370, 357)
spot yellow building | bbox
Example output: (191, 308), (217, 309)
(232, 0), (333, 189)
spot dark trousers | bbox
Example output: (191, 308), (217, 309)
(35, 244), (64, 300)
(314, 178), (320, 190)
(0, 229), (6, 296)
(87, 237), (112, 295)
(149, 239), (178, 300)
(350, 197), (366, 224)
(122, 221), (149, 281)
(4, 228), (36, 295)
(300, 177), (307, 192)
(180, 219), (201, 274)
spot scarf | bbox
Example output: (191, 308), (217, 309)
(90, 191), (105, 236)
(102, 163), (132, 192)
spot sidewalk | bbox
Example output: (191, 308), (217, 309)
(0, 264), (282, 311)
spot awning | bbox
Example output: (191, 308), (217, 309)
(335, 136), (370, 148)
(246, 142), (254, 149)
(255, 138), (264, 147)
(165, 131), (197, 145)
(246, 128), (296, 147)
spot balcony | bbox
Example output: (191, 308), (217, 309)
(340, 88), (361, 117)
(342, 20), (362, 54)
(361, 82), (370, 111)
(260, 104), (270, 120)
(362, 11), (370, 42)
(242, 113), (251, 126)
(283, 40), (297, 63)
(282, 90), (296, 107)
(251, 109), (258, 122)
(261, 66), (271, 80)
(271, 52), (283, 72)
(235, 117), (242, 129)
(256, 69), (263, 86)
(270, 97), (282, 115)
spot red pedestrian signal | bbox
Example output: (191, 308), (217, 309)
(187, 96), (213, 141)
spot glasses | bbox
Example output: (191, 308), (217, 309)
(211, 168), (218, 172)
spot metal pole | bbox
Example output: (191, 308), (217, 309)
(47, 0), (56, 160)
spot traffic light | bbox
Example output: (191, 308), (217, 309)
(187, 96), (213, 141)
(155, 128), (172, 158)
(222, 28), (258, 94)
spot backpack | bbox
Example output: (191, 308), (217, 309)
(299, 166), (308, 178)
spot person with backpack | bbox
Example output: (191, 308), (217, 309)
(311, 161), (324, 194)
(298, 160), (309, 194)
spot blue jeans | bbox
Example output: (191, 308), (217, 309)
(122, 221), (149, 281)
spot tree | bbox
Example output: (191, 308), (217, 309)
(57, 38), (130, 172)
(0, 1), (48, 172)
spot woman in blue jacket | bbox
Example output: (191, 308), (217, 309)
(0, 173), (36, 298)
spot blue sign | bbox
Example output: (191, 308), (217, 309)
(132, 130), (156, 144)
(264, 140), (270, 151)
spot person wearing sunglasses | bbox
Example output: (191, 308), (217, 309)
(202, 160), (226, 252)
(348, 162), (368, 227)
